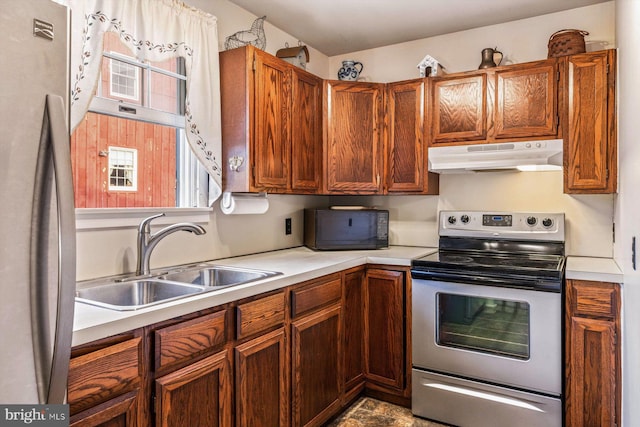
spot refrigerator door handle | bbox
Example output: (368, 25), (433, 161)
(31, 94), (76, 404)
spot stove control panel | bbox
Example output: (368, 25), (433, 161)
(482, 214), (512, 227)
(439, 211), (565, 241)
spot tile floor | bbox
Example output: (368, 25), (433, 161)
(326, 397), (450, 427)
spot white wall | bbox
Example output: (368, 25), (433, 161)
(76, 195), (328, 281)
(616, 0), (640, 425)
(187, 0), (331, 78)
(329, 2), (615, 82)
(439, 172), (614, 257)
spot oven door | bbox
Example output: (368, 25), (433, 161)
(412, 278), (562, 395)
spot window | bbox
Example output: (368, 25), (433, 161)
(71, 31), (209, 210)
(109, 59), (139, 101)
(108, 147), (137, 191)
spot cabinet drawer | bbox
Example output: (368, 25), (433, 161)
(155, 310), (228, 372)
(291, 274), (341, 318)
(237, 292), (286, 340)
(68, 337), (142, 415)
(568, 280), (619, 319)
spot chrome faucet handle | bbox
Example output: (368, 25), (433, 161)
(139, 213), (165, 234)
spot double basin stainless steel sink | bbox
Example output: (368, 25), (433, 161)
(75, 264), (282, 311)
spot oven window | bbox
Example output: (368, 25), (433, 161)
(436, 293), (530, 360)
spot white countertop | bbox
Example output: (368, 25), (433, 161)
(73, 247), (624, 347)
(72, 245), (436, 346)
(566, 256), (623, 283)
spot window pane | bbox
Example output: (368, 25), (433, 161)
(149, 69), (180, 114)
(71, 113), (178, 208)
(100, 32), (142, 105)
(436, 293), (530, 360)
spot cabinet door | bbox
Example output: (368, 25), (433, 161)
(291, 68), (322, 193)
(566, 316), (617, 427)
(236, 328), (289, 427)
(494, 60), (558, 139)
(565, 279), (620, 427)
(70, 390), (140, 427)
(364, 269), (405, 390)
(386, 79), (426, 193)
(253, 50), (291, 191)
(292, 305), (342, 427)
(430, 74), (487, 143)
(68, 337), (142, 416)
(564, 50), (616, 193)
(342, 268), (365, 394)
(324, 81), (383, 193)
(155, 350), (232, 427)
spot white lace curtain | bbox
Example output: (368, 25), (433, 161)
(68, 0), (222, 202)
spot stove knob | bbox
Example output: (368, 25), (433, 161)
(447, 215), (457, 225)
(526, 216), (537, 226)
(542, 218), (554, 228)
(460, 215), (470, 224)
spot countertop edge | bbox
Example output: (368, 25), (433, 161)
(565, 256), (623, 283)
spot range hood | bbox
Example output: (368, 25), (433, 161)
(428, 139), (563, 173)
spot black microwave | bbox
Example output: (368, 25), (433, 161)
(304, 208), (389, 250)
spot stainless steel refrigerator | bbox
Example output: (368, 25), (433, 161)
(0, 0), (76, 404)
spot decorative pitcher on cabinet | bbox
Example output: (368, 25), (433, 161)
(338, 60), (363, 81)
(478, 47), (503, 69)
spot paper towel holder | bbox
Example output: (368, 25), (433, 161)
(221, 191), (269, 215)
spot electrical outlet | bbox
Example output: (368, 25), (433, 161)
(285, 218), (292, 235)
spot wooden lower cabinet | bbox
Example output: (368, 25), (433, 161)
(68, 331), (146, 427)
(292, 304), (342, 427)
(235, 328), (289, 427)
(342, 268), (365, 400)
(155, 349), (232, 427)
(71, 267), (412, 427)
(565, 279), (620, 427)
(363, 268), (409, 404)
(70, 390), (140, 427)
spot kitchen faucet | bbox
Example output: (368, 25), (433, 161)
(136, 213), (206, 276)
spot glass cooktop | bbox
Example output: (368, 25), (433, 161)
(411, 237), (566, 292)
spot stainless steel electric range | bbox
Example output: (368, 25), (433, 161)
(411, 211), (565, 427)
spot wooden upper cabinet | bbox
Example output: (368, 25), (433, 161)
(430, 59), (561, 146)
(430, 73), (487, 144)
(386, 79), (438, 194)
(493, 59), (558, 139)
(220, 46), (322, 194)
(564, 50), (617, 193)
(291, 67), (323, 193)
(252, 50), (291, 191)
(324, 81), (384, 194)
